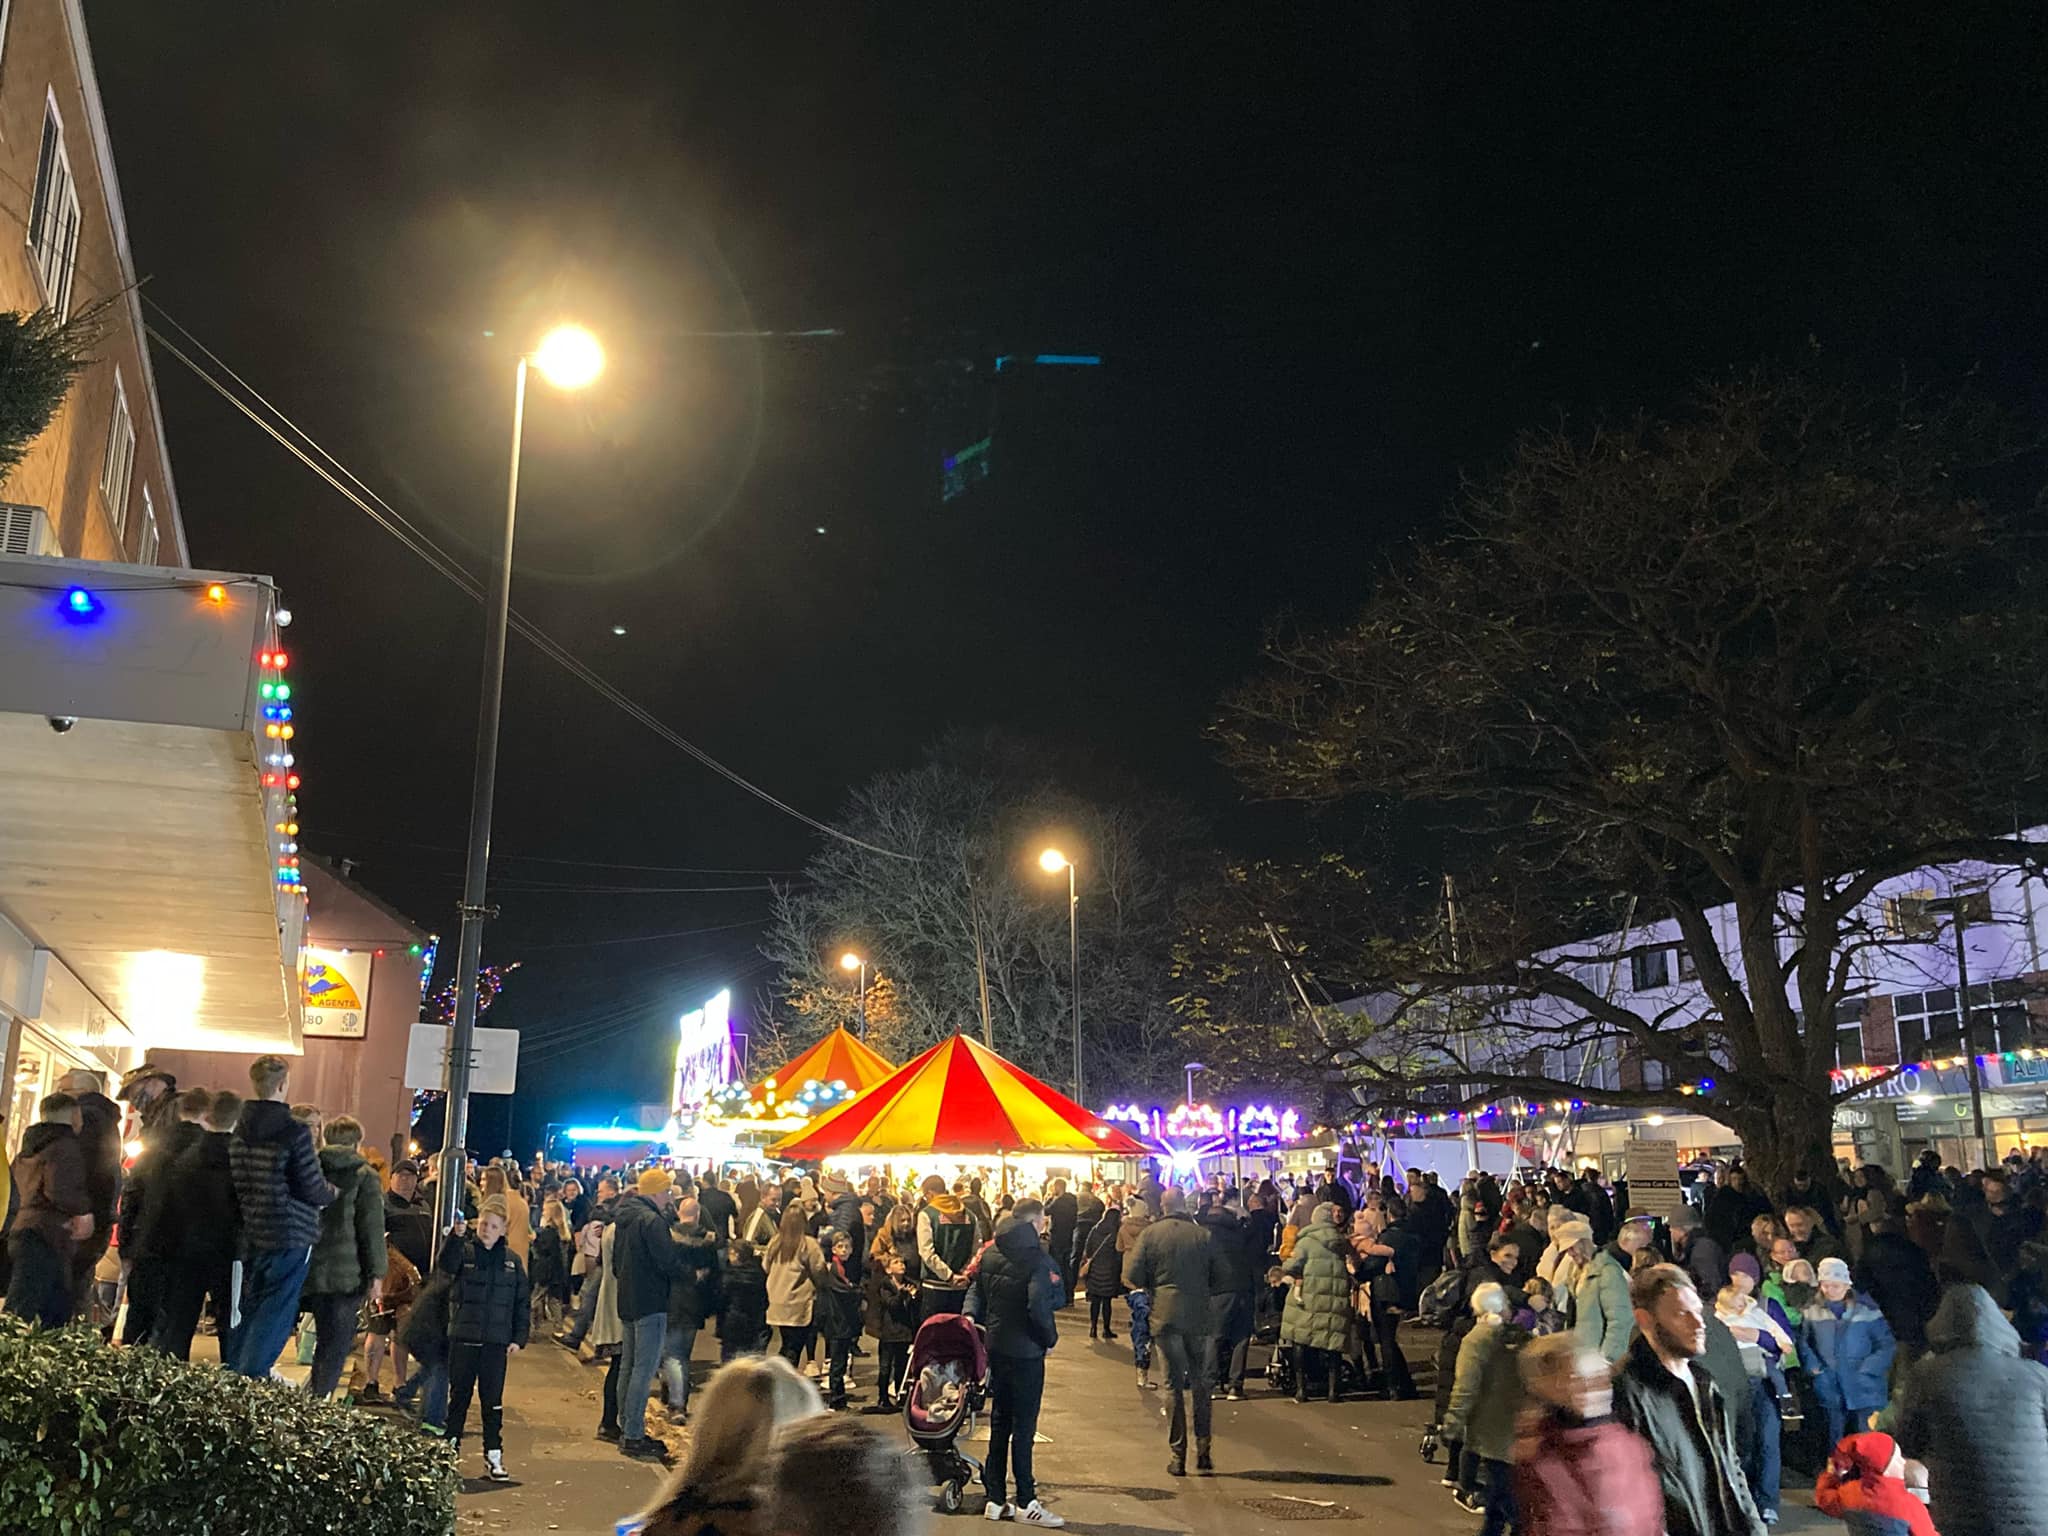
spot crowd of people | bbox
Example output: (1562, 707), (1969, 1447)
(8, 1054), (2048, 1536)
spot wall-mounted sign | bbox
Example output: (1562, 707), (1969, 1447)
(302, 947), (373, 1039)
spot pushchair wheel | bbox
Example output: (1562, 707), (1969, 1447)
(939, 1481), (964, 1514)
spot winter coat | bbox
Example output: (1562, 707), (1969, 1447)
(1611, 1334), (1765, 1536)
(765, 1234), (826, 1328)
(1045, 1191), (1078, 1266)
(73, 1091), (122, 1237)
(1679, 1232), (1729, 1297)
(814, 1255), (862, 1342)
(1279, 1217), (1351, 1351)
(162, 1128), (239, 1267)
(228, 1099), (336, 1254)
(1071, 1190), (1104, 1257)
(1896, 1283), (2048, 1536)
(1122, 1211), (1226, 1334)
(863, 1246), (920, 1343)
(400, 1270), (453, 1356)
(1813, 1465), (1940, 1536)
(667, 1220), (723, 1332)
(697, 1183), (737, 1242)
(1512, 1408), (1664, 1536)
(1196, 1207), (1257, 1298)
(1443, 1318), (1526, 1462)
(1939, 1199), (2037, 1306)
(383, 1189), (433, 1273)
(439, 1230), (530, 1349)
(821, 1188), (865, 1281)
(1572, 1245), (1635, 1363)
(1083, 1211), (1126, 1300)
(530, 1226), (571, 1302)
(1244, 1203), (1280, 1262)
(587, 1223), (625, 1352)
(493, 1185), (532, 1264)
(1855, 1229), (1940, 1348)
(119, 1119), (204, 1261)
(964, 1220), (1060, 1360)
(7, 1123), (91, 1256)
(915, 1199), (978, 1297)
(719, 1251), (770, 1348)
(304, 1146), (389, 1297)
(1801, 1292), (1896, 1414)
(611, 1194), (687, 1323)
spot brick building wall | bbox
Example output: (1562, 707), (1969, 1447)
(0, 1), (183, 566)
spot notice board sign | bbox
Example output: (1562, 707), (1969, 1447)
(302, 948), (373, 1039)
(1623, 1138), (1684, 1219)
(405, 1023), (519, 1095)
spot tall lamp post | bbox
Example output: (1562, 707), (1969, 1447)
(436, 324), (605, 1252)
(840, 950), (868, 1038)
(1040, 848), (1083, 1104)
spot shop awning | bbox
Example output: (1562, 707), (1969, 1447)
(769, 1033), (1149, 1158)
(0, 556), (303, 1053)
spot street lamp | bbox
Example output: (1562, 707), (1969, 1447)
(1040, 848), (1083, 1103)
(436, 324), (605, 1253)
(840, 950), (868, 1038)
(1185, 1061), (1206, 1107)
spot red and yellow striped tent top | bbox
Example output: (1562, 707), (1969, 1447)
(769, 1033), (1149, 1157)
(762, 1027), (896, 1096)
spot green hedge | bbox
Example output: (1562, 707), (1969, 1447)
(0, 1319), (457, 1536)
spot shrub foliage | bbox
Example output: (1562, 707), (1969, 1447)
(0, 1319), (457, 1536)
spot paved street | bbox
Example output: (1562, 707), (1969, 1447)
(421, 1313), (1833, 1536)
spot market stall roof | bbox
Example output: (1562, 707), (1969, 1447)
(760, 1026), (895, 1097)
(769, 1033), (1149, 1158)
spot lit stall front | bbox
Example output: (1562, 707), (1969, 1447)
(681, 1026), (896, 1168)
(1102, 1100), (1306, 1186)
(769, 1033), (1148, 1191)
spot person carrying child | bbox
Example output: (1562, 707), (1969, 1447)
(1513, 1275), (1568, 1337)
(1813, 1431), (1939, 1536)
(1717, 1252), (1798, 1525)
(440, 1196), (531, 1481)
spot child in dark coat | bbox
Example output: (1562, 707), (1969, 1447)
(814, 1230), (864, 1409)
(439, 1197), (530, 1481)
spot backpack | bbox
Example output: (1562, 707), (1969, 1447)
(1417, 1266), (1468, 1328)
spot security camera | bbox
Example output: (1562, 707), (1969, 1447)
(47, 716), (75, 733)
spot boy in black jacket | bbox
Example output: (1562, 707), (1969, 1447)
(152, 1089), (243, 1359)
(441, 1196), (530, 1481)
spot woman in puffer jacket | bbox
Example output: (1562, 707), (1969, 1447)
(1280, 1202), (1351, 1403)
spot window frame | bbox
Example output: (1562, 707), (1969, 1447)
(100, 368), (135, 538)
(1630, 948), (1672, 991)
(25, 95), (81, 322)
(137, 485), (157, 565)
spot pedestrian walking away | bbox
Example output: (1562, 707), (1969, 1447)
(630, 1354), (822, 1536)
(964, 1195), (1066, 1527)
(1123, 1186), (1227, 1477)
(299, 1114), (389, 1397)
(225, 1055), (337, 1378)
(2, 1093), (93, 1328)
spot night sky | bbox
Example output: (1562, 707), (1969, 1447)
(86, 7), (2048, 1150)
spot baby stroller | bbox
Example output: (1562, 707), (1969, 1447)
(903, 1313), (989, 1514)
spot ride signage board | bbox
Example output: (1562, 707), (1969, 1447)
(405, 1022), (519, 1094)
(1623, 1137), (1684, 1219)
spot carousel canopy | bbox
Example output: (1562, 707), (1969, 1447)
(769, 1033), (1149, 1158)
(762, 1026), (896, 1097)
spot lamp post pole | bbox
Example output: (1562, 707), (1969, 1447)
(435, 354), (526, 1257)
(1067, 860), (1082, 1106)
(857, 960), (868, 1039)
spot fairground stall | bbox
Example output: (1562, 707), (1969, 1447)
(1101, 1099), (1309, 1188)
(769, 1033), (1147, 1191)
(676, 1026), (896, 1169)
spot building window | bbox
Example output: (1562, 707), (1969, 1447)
(101, 372), (135, 537)
(1892, 980), (2040, 1062)
(1835, 1000), (1867, 1069)
(1630, 948), (1672, 991)
(137, 486), (157, 564)
(26, 101), (81, 321)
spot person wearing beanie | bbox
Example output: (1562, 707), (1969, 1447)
(1568, 1215), (1637, 1363)
(1812, 1431), (1938, 1536)
(1800, 1255), (1895, 1450)
(1716, 1251), (1798, 1524)
(610, 1168), (687, 1461)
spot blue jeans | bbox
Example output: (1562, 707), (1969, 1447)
(305, 1291), (364, 1398)
(618, 1313), (667, 1440)
(1127, 1289), (1153, 1370)
(1745, 1375), (1782, 1517)
(984, 1354), (1045, 1508)
(659, 1323), (699, 1414)
(396, 1344), (450, 1429)
(232, 1248), (311, 1378)
(562, 1269), (602, 1345)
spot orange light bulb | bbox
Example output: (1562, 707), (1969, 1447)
(205, 583), (227, 604)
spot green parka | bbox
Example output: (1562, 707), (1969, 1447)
(1280, 1216), (1351, 1351)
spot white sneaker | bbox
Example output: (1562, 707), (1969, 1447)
(484, 1449), (510, 1482)
(1014, 1502), (1065, 1528)
(983, 1502), (1013, 1522)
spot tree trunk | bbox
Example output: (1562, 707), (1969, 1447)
(1721, 1080), (1838, 1196)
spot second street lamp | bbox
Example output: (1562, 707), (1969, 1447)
(840, 950), (868, 1038)
(1040, 847), (1083, 1104)
(436, 324), (605, 1253)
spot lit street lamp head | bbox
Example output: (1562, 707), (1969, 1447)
(532, 324), (605, 390)
(840, 951), (863, 972)
(1039, 848), (1070, 874)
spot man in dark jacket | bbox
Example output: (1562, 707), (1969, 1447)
(384, 1160), (433, 1275)
(1856, 1197), (1940, 1352)
(1905, 1149), (1945, 1203)
(1777, 1167), (1844, 1236)
(1124, 1187), (1229, 1476)
(1044, 1179), (1078, 1304)
(1197, 1197), (1258, 1398)
(226, 1055), (337, 1379)
(1069, 1182), (1104, 1284)
(1897, 1282), (2048, 1536)
(611, 1168), (687, 1461)
(696, 1175), (737, 1244)
(115, 1084), (209, 1346)
(819, 1169), (865, 1284)
(1406, 1168), (1454, 1288)
(964, 1197), (1063, 1527)
(153, 1089), (243, 1360)
(3, 1093), (92, 1326)
(1939, 1168), (2038, 1306)
(1670, 1206), (1729, 1298)
(53, 1069), (121, 1315)
(661, 1194), (723, 1421)
(1612, 1264), (1765, 1536)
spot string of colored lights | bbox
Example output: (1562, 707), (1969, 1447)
(1831, 1048), (2042, 1082)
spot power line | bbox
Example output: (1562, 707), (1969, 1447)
(487, 880), (777, 896)
(303, 829), (802, 877)
(521, 918), (768, 953)
(141, 302), (913, 864)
